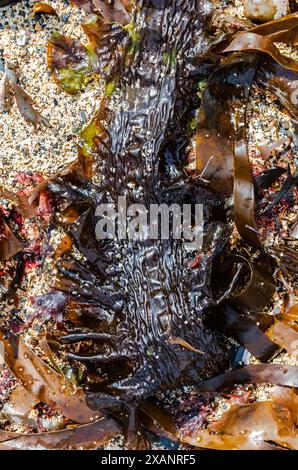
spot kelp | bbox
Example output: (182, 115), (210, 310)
(0, 330), (99, 423)
(255, 166), (287, 189)
(269, 245), (298, 275)
(193, 55), (261, 247)
(47, 1), (131, 92)
(268, 321), (298, 357)
(261, 170), (298, 214)
(222, 32), (298, 73)
(256, 60), (298, 121)
(198, 364), (298, 392)
(206, 304), (279, 362)
(0, 384), (39, 423)
(193, 14), (298, 247)
(32, 2), (58, 16)
(71, 0), (131, 23)
(0, 417), (120, 450)
(180, 399), (298, 450)
(3, 0), (295, 450)
(45, 1), (239, 447)
(210, 253), (276, 314)
(0, 216), (22, 261)
(47, 33), (97, 94)
(3, 68), (49, 127)
(248, 12), (298, 44)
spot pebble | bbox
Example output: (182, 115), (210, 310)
(243, 0), (289, 22)
(16, 33), (27, 45)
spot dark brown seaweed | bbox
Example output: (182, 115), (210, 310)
(0, 330), (99, 423)
(222, 32), (298, 72)
(268, 322), (298, 357)
(198, 364), (298, 392)
(181, 400), (298, 450)
(0, 217), (22, 261)
(0, 418), (120, 450)
(206, 304), (279, 362)
(249, 12), (298, 44)
(32, 2), (58, 16)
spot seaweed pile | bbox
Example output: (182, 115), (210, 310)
(0, 0), (297, 450)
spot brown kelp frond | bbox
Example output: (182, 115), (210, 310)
(47, 33), (98, 94)
(222, 32), (298, 72)
(0, 67), (49, 127)
(180, 399), (298, 450)
(268, 321), (298, 357)
(0, 418), (120, 450)
(192, 55), (261, 247)
(248, 12), (298, 43)
(48, 0), (132, 93)
(0, 215), (22, 261)
(256, 60), (298, 120)
(32, 2), (58, 16)
(192, 13), (298, 248)
(0, 330), (99, 423)
(198, 364), (298, 392)
(206, 304), (279, 362)
(268, 245), (298, 275)
(71, 0), (132, 24)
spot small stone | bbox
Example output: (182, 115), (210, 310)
(243, 0), (289, 22)
(16, 34), (27, 46)
(61, 13), (70, 23)
(80, 110), (87, 123)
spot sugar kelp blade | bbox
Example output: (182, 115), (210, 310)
(249, 12), (298, 44)
(193, 55), (257, 198)
(179, 401), (298, 450)
(0, 217), (22, 261)
(222, 32), (298, 72)
(198, 364), (298, 392)
(268, 322), (298, 358)
(194, 55), (261, 247)
(0, 330), (99, 424)
(0, 418), (120, 450)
